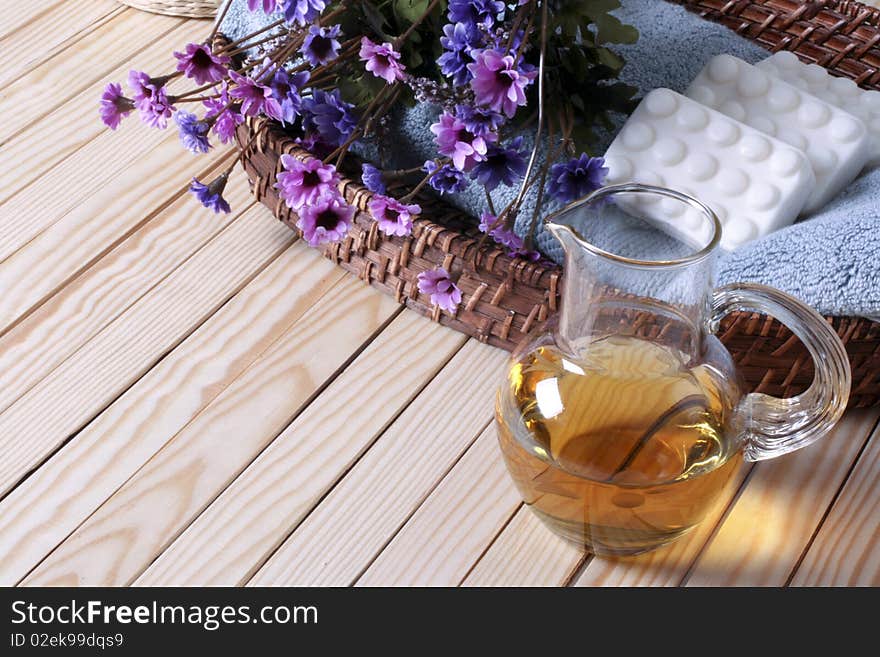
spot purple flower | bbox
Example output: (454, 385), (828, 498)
(247, 0), (278, 12)
(361, 164), (386, 194)
(229, 70), (282, 120)
(438, 22), (481, 86)
(430, 111), (496, 172)
(546, 154), (608, 204)
(302, 24), (341, 67)
(127, 70), (173, 128)
(302, 89), (357, 147)
(471, 136), (527, 191)
(456, 104), (504, 135)
(190, 174), (231, 213)
(99, 82), (134, 130)
(276, 155), (341, 210)
(467, 49), (537, 118)
(417, 267), (462, 313)
(424, 160), (469, 195)
(479, 211), (499, 234)
(174, 43), (230, 85)
(368, 195), (420, 237)
(479, 211), (539, 259)
(359, 38), (405, 84)
(175, 111), (211, 153)
(204, 83), (244, 144)
(281, 0), (326, 26)
(447, 0), (505, 29)
(297, 194), (354, 246)
(269, 64), (309, 124)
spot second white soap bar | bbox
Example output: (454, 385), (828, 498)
(604, 89), (815, 250)
(686, 54), (870, 213)
(757, 51), (880, 167)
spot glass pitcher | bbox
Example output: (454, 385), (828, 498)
(495, 184), (851, 556)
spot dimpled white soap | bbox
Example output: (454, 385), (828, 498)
(686, 54), (870, 213)
(757, 51), (880, 167)
(604, 89), (814, 250)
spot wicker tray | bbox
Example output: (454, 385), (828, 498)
(119, 0), (218, 18)
(234, 0), (880, 408)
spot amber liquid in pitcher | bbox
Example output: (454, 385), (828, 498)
(496, 335), (743, 555)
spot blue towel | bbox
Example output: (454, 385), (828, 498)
(219, 0), (880, 319)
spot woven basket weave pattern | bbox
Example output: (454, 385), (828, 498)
(118, 0), (218, 18)
(234, 0), (880, 408)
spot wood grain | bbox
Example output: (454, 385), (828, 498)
(0, 237), (342, 585)
(463, 505), (584, 587)
(357, 423), (521, 586)
(685, 409), (880, 586)
(247, 341), (509, 586)
(24, 275), (397, 587)
(0, 21), (198, 207)
(0, 0), (64, 42)
(0, 163), (247, 418)
(0, 9), (182, 144)
(132, 312), (465, 586)
(791, 422), (880, 586)
(0, 0), (120, 89)
(0, 205), (294, 500)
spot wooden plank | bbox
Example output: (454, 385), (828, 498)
(246, 341), (509, 587)
(685, 409), (880, 586)
(0, 0), (65, 42)
(0, 131), (230, 335)
(130, 312), (464, 586)
(0, 1), (120, 89)
(791, 422), (880, 586)
(0, 9), (182, 144)
(0, 205), (295, 501)
(0, 237), (343, 585)
(0, 21), (200, 207)
(0, 164), (248, 419)
(356, 423), (521, 586)
(462, 505), (584, 587)
(23, 275), (397, 587)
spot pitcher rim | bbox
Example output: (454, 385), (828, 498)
(545, 183), (722, 269)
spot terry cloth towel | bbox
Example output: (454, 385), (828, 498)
(219, 0), (880, 319)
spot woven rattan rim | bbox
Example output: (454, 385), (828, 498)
(118, 0), (218, 18)
(231, 0), (880, 407)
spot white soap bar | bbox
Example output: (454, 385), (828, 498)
(686, 54), (870, 213)
(604, 89), (815, 251)
(757, 51), (880, 167)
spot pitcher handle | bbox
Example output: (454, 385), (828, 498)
(709, 283), (851, 462)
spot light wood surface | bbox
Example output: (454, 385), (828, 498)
(2, 4), (878, 588)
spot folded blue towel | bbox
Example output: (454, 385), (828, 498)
(220, 0), (880, 319)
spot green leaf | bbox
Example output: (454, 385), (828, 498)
(394, 0), (430, 24)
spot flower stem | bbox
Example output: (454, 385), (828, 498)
(394, 0), (444, 49)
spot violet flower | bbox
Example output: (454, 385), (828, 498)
(281, 0), (327, 26)
(479, 211), (539, 260)
(174, 43), (230, 85)
(228, 70), (282, 120)
(456, 104), (504, 135)
(99, 82), (134, 130)
(417, 267), (462, 313)
(471, 136), (527, 191)
(276, 155), (341, 210)
(359, 38), (405, 84)
(247, 0), (279, 12)
(128, 70), (173, 128)
(368, 195), (421, 237)
(302, 25), (342, 67)
(423, 160), (469, 195)
(190, 174), (231, 213)
(430, 111), (495, 172)
(269, 65), (309, 125)
(204, 83), (244, 144)
(438, 22), (481, 86)
(467, 49), (536, 118)
(175, 111), (211, 154)
(361, 164), (386, 194)
(297, 194), (354, 246)
(447, 0), (505, 29)
(546, 155), (608, 204)
(302, 89), (357, 147)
